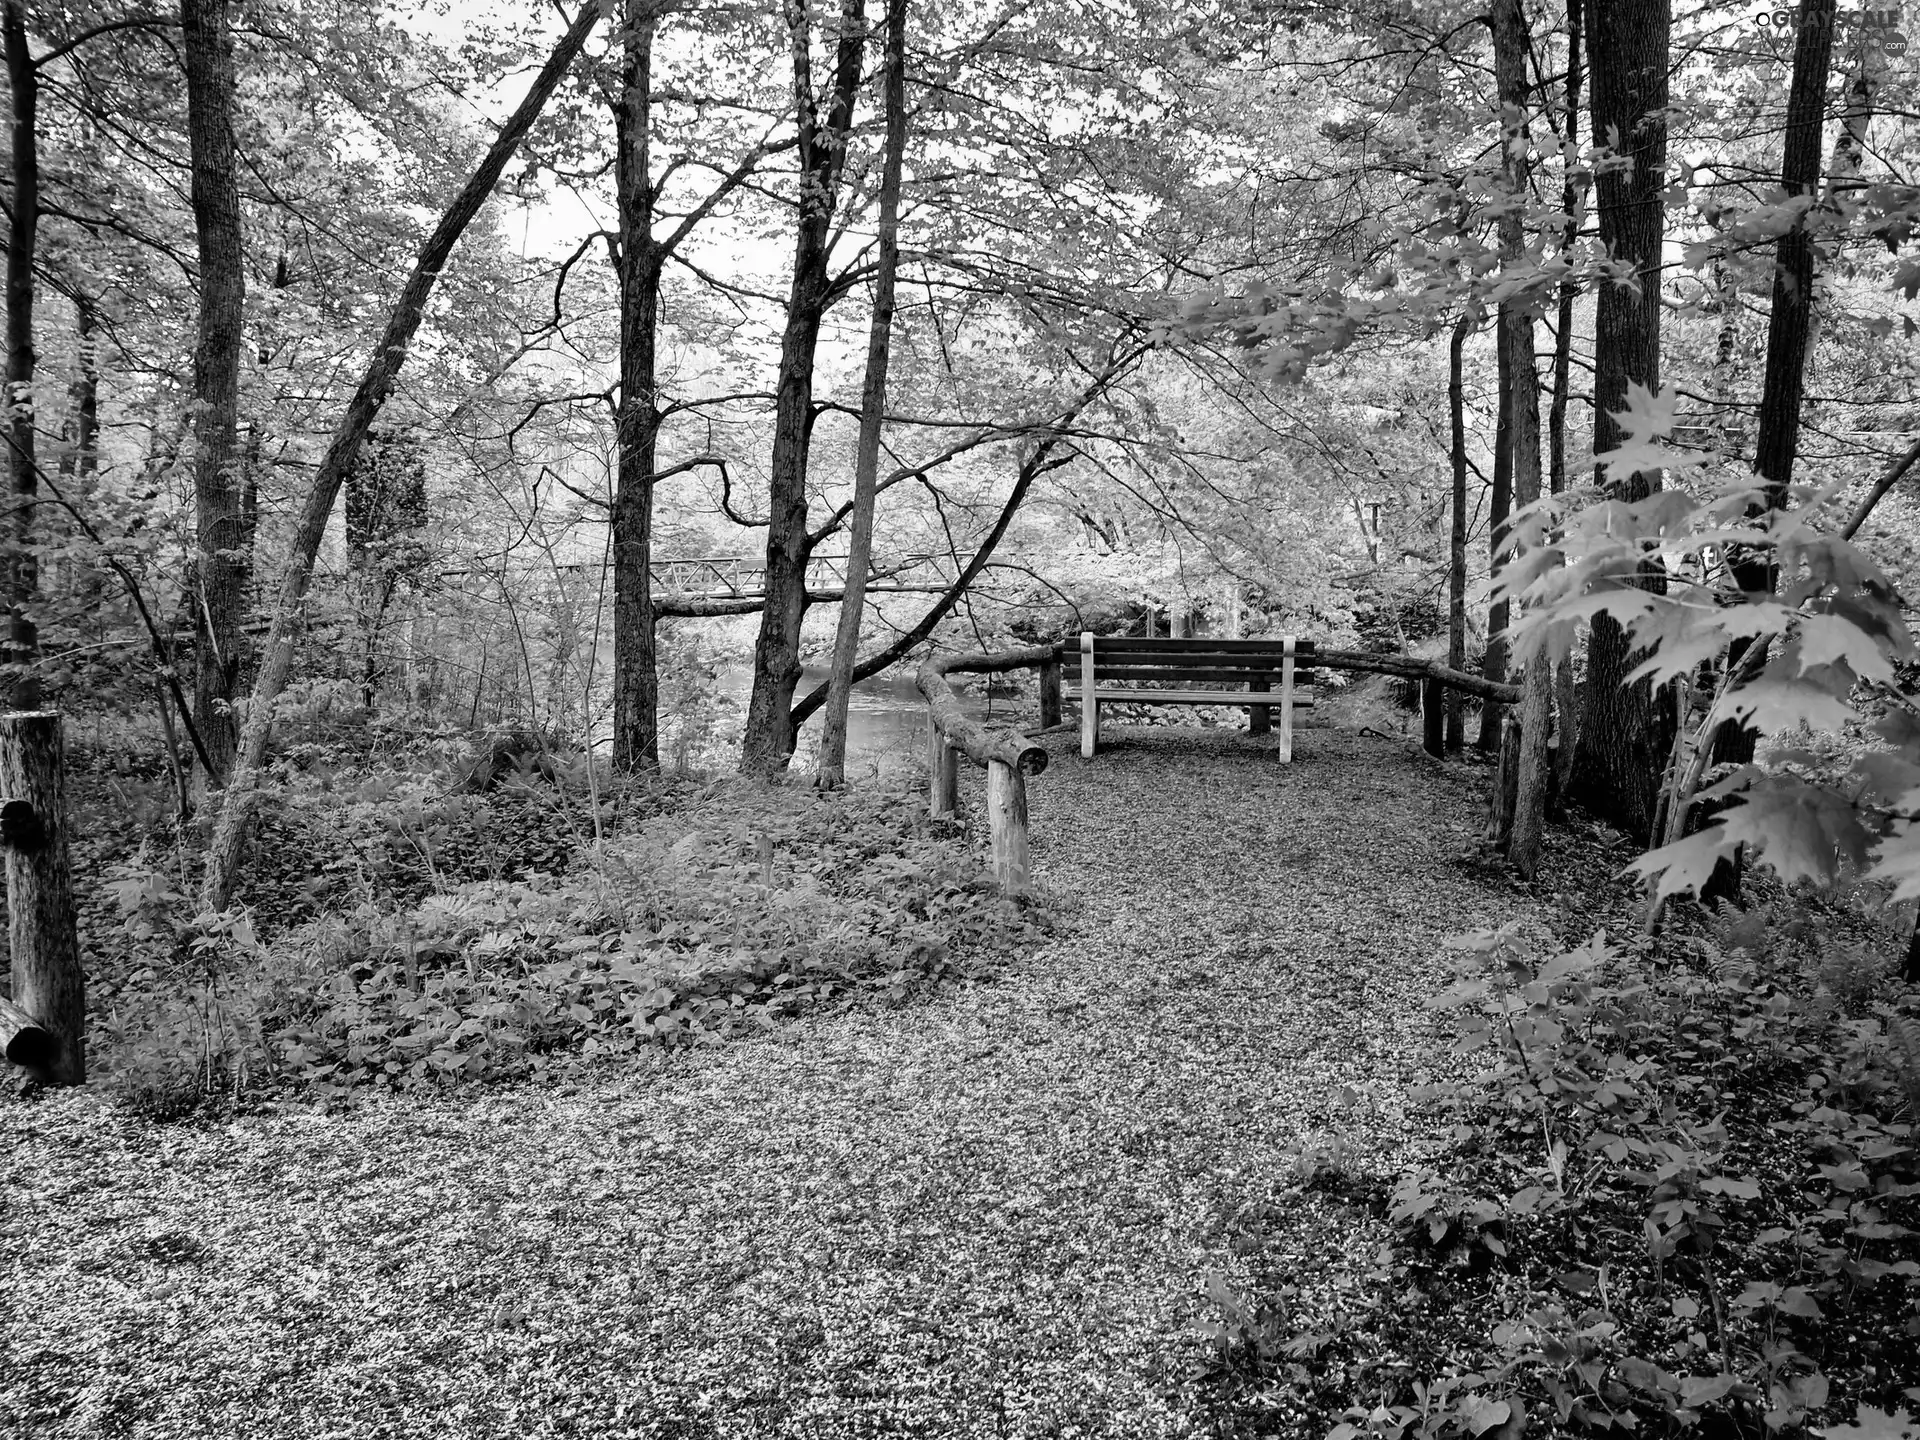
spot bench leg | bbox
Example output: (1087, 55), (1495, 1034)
(1249, 676), (1271, 736)
(1080, 630), (1098, 758)
(1278, 637), (1296, 763)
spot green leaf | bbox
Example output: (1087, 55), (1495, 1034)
(1817, 1403), (1920, 1439)
(1794, 613), (1896, 682)
(1680, 1374), (1739, 1407)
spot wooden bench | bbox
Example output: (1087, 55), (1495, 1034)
(1069, 632), (1318, 762)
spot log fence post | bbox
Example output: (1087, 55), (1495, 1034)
(1423, 675), (1445, 758)
(1038, 657), (1061, 729)
(0, 712), (83, 1085)
(926, 712), (960, 819)
(986, 758), (1030, 896)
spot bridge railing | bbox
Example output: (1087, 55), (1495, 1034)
(647, 552), (976, 597)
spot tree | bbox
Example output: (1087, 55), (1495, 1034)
(739, 0), (867, 775)
(816, 0), (907, 789)
(3, 0), (40, 707)
(1489, 0), (1551, 877)
(1565, 0), (1671, 842)
(183, 0), (247, 785)
(608, 0), (665, 771)
(200, 0), (606, 912)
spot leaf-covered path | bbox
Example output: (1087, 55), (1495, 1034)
(3, 728), (1547, 1439)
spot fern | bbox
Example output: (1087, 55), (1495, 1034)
(1889, 1012), (1920, 1122)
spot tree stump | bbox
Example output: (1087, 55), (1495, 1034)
(1, 712), (83, 1085)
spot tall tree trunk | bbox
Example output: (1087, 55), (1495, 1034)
(739, 0), (866, 775)
(1547, 0), (1584, 798)
(1477, 330), (1513, 749)
(611, 0), (664, 771)
(57, 298), (97, 484)
(1694, 0), (1837, 895)
(3, 0), (40, 708)
(57, 297), (99, 605)
(1491, 0), (1551, 876)
(1566, 0), (1670, 842)
(200, 1), (604, 913)
(817, 0), (907, 789)
(1546, 0), (1582, 501)
(1447, 310), (1471, 752)
(184, 0), (248, 788)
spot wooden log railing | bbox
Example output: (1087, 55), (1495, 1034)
(914, 637), (1527, 893)
(916, 644), (1059, 897)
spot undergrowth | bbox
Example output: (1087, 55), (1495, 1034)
(1201, 902), (1920, 1440)
(88, 767), (1050, 1118)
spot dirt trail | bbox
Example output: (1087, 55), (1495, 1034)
(1, 727), (1539, 1440)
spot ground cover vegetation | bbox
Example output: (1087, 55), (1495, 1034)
(2, 0), (1920, 1433)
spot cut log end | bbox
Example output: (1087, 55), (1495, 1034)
(1, 996), (57, 1073)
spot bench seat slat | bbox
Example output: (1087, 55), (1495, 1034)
(1092, 651), (1311, 670)
(1092, 667), (1319, 686)
(1070, 687), (1317, 707)
(1093, 637), (1319, 655)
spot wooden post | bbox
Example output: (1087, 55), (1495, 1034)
(1143, 606), (1155, 638)
(1, 712), (83, 1085)
(1423, 675), (1445, 758)
(1248, 675), (1271, 735)
(1170, 604), (1188, 639)
(1226, 580), (1243, 638)
(927, 712), (959, 819)
(1038, 658), (1061, 729)
(987, 758), (1030, 896)
(1277, 636), (1296, 763)
(1487, 716), (1522, 846)
(1080, 630), (1099, 759)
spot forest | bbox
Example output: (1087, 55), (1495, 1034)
(2, 0), (1920, 1435)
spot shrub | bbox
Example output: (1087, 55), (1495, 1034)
(90, 777), (1051, 1102)
(1206, 917), (1920, 1439)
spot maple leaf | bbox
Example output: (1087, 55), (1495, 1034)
(1631, 829), (1740, 902)
(1724, 671), (1858, 734)
(1874, 823), (1920, 903)
(1793, 613), (1896, 683)
(1594, 382), (1714, 478)
(1711, 776), (1873, 887)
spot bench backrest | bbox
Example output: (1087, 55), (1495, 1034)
(1074, 635), (1318, 686)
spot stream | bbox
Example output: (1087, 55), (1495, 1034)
(711, 664), (1023, 767)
